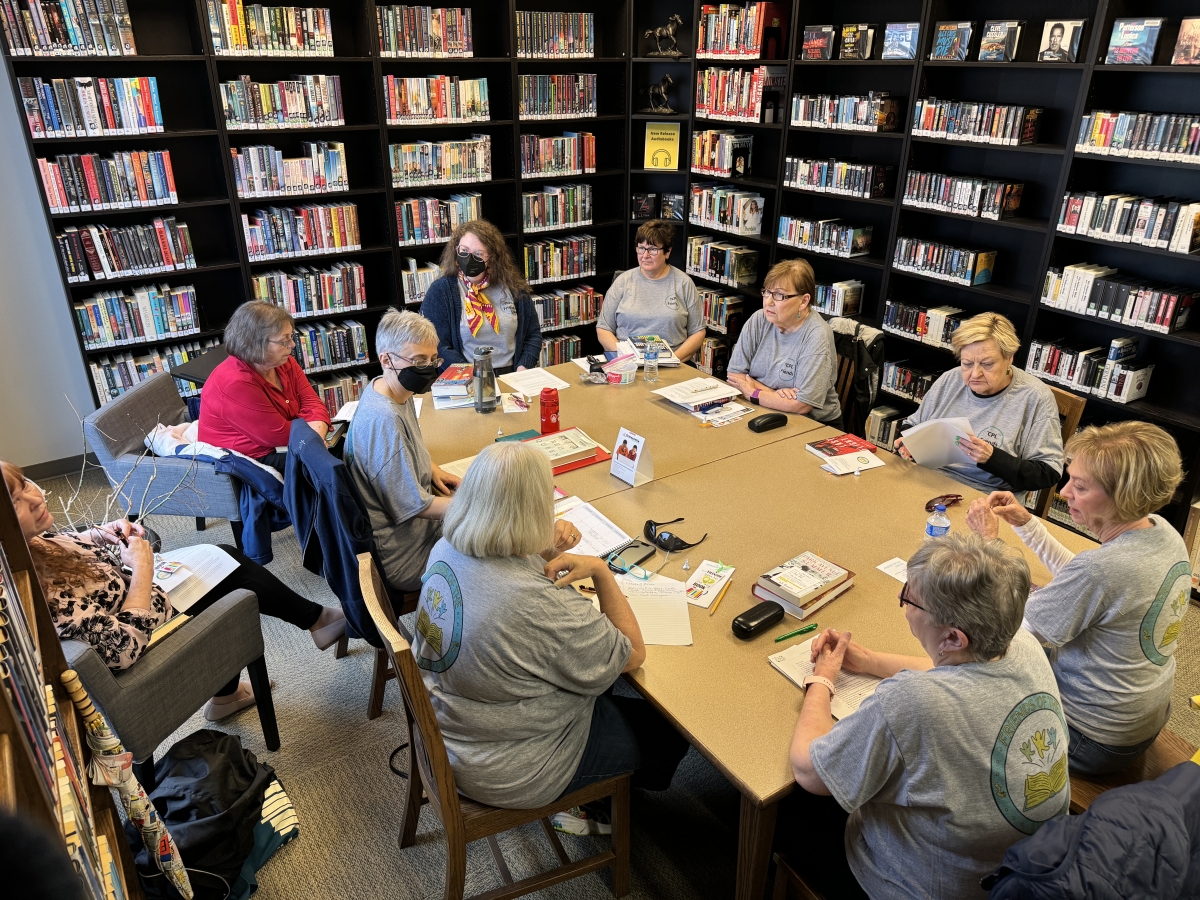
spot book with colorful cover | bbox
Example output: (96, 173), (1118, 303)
(881, 22), (920, 59)
(839, 24), (874, 60)
(978, 20), (1022, 61)
(801, 25), (835, 60)
(1105, 18), (1164, 65)
(1038, 20), (1086, 62)
(432, 362), (474, 397)
(1173, 18), (1200, 64)
(754, 551), (855, 620)
(805, 433), (879, 458)
(930, 21), (973, 61)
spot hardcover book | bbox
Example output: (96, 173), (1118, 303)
(1172, 18), (1200, 64)
(801, 25), (835, 60)
(978, 20), (1022, 62)
(660, 192), (685, 220)
(839, 24), (875, 60)
(631, 193), (658, 219)
(806, 434), (879, 457)
(930, 21), (973, 61)
(881, 22), (919, 59)
(1105, 18), (1165, 65)
(1038, 20), (1085, 62)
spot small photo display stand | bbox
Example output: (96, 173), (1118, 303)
(611, 427), (654, 486)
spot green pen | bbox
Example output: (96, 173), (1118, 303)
(775, 622), (819, 642)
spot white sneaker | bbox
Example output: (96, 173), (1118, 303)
(551, 805), (612, 836)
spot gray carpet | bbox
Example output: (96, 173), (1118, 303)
(36, 467), (1200, 899)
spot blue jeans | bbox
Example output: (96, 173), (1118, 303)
(559, 692), (690, 797)
(1068, 723), (1160, 776)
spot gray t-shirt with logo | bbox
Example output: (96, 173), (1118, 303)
(810, 628), (1069, 900)
(458, 280), (518, 367)
(1022, 515), (1190, 745)
(726, 309), (841, 423)
(344, 381), (441, 592)
(902, 366), (1063, 493)
(597, 265), (702, 349)
(412, 540), (632, 808)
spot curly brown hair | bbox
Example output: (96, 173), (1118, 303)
(437, 218), (529, 299)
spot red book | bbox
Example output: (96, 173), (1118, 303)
(806, 434), (878, 458)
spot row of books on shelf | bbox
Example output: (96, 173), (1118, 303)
(389, 134), (491, 187)
(1046, 491), (1099, 539)
(520, 132), (596, 178)
(523, 183), (591, 233)
(1040, 264), (1196, 334)
(686, 235), (758, 287)
(1056, 191), (1200, 253)
(18, 75), (161, 139)
(231, 141), (347, 197)
(290, 318), (369, 372)
(698, 288), (741, 333)
(882, 299), (964, 350)
(518, 73), (596, 121)
(219, 74), (344, 130)
(250, 260), (366, 317)
(400, 255), (437, 302)
(539, 334), (583, 366)
(1027, 335), (1153, 404)
(531, 284), (602, 331)
(515, 10), (592, 59)
(38, 149), (176, 214)
(91, 338), (221, 402)
(74, 282), (200, 349)
(241, 202), (361, 261)
(523, 234), (596, 285)
(693, 66), (786, 124)
(695, 336), (729, 377)
(691, 130), (753, 179)
(892, 237), (996, 286)
(1075, 110), (1200, 163)
(902, 171), (1024, 221)
(784, 157), (894, 200)
(689, 183), (764, 237)
(205, 3), (333, 56)
(313, 369), (370, 418)
(812, 280), (863, 317)
(57, 218), (196, 283)
(396, 191), (480, 245)
(0, 0), (136, 56)
(911, 99), (1043, 146)
(696, 2), (787, 60)
(377, 5), (472, 58)
(924, 19), (1086, 63)
(384, 74), (489, 124)
(866, 405), (905, 452)
(777, 216), (872, 259)
(801, 22), (920, 61)
(881, 360), (936, 403)
(631, 192), (685, 221)
(790, 93), (901, 133)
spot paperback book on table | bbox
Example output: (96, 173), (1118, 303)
(806, 434), (878, 457)
(753, 551), (855, 620)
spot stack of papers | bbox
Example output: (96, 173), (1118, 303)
(900, 416), (975, 468)
(498, 368), (571, 394)
(613, 574), (693, 645)
(618, 338), (681, 368)
(820, 450), (885, 475)
(652, 377), (742, 411)
(769, 637), (881, 719)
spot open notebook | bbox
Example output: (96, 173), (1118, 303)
(769, 637), (881, 719)
(554, 496), (637, 558)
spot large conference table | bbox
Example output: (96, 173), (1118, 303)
(417, 361), (1098, 900)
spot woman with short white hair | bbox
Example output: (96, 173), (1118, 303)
(412, 442), (688, 823)
(896, 312), (1063, 497)
(968, 420), (1189, 775)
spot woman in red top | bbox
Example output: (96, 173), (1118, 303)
(199, 302), (331, 470)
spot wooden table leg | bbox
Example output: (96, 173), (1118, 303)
(736, 793), (779, 900)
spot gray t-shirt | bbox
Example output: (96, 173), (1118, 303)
(1023, 515), (1190, 745)
(597, 265), (702, 349)
(458, 281), (518, 367)
(412, 540), (632, 808)
(902, 367), (1063, 494)
(726, 309), (841, 423)
(810, 629), (1069, 900)
(344, 381), (441, 592)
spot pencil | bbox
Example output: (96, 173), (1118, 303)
(708, 579), (733, 616)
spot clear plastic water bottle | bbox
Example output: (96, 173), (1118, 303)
(643, 341), (660, 383)
(925, 504), (951, 540)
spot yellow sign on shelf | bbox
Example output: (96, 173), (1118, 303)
(644, 121), (681, 170)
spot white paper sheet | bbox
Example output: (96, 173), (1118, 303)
(768, 638), (881, 718)
(157, 545), (240, 613)
(652, 377), (741, 408)
(877, 557), (908, 583)
(899, 416), (975, 469)
(555, 499), (633, 558)
(616, 339), (682, 367)
(498, 367), (571, 393)
(332, 400), (358, 422)
(822, 451), (886, 475)
(414, 397), (423, 417)
(432, 394), (474, 410)
(440, 455), (476, 479)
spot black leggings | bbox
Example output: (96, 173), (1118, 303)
(187, 545), (324, 696)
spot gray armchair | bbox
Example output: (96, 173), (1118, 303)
(62, 590), (278, 790)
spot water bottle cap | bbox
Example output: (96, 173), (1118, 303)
(935, 504), (946, 512)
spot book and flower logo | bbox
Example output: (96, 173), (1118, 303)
(991, 692), (1070, 834)
(1140, 561), (1191, 665)
(413, 561), (464, 673)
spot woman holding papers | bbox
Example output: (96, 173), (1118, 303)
(411, 442), (687, 823)
(725, 259), (843, 427)
(596, 220), (705, 362)
(895, 312), (1062, 496)
(422, 219), (543, 375)
(783, 533), (1066, 900)
(967, 421), (1189, 776)
(2, 460), (346, 720)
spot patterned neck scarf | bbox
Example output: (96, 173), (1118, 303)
(461, 273), (497, 337)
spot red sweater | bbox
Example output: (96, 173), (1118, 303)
(198, 355), (330, 458)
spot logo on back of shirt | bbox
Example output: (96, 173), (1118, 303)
(991, 692), (1070, 834)
(979, 425), (1005, 445)
(413, 560), (464, 673)
(1140, 561), (1191, 666)
(778, 359), (796, 382)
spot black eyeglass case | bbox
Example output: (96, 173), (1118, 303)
(731, 601), (785, 639)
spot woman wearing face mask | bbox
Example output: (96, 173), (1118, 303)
(421, 219), (543, 374)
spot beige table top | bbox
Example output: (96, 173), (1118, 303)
(589, 431), (1100, 807)
(417, 362), (828, 501)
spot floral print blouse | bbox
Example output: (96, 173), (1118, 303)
(42, 532), (171, 670)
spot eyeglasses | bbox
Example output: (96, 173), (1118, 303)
(924, 494), (963, 513)
(644, 517), (707, 553)
(636, 245), (665, 256)
(269, 332), (298, 346)
(458, 249), (487, 263)
(607, 551), (650, 579)
(899, 582), (925, 612)
(761, 289), (802, 303)
(392, 352), (443, 368)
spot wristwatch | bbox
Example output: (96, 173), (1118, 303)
(803, 675), (836, 695)
(750, 389), (761, 404)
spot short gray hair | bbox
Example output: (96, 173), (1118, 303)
(906, 532), (1030, 661)
(443, 442), (554, 558)
(223, 301), (293, 366)
(375, 307), (438, 359)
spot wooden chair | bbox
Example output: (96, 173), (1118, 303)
(1068, 727), (1196, 813)
(772, 853), (824, 900)
(1033, 386), (1087, 518)
(365, 561), (420, 720)
(359, 553), (632, 900)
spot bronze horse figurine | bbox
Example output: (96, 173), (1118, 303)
(645, 13), (684, 55)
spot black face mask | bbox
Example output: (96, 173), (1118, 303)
(391, 362), (439, 394)
(456, 250), (487, 278)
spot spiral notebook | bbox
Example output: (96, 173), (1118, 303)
(554, 496), (636, 559)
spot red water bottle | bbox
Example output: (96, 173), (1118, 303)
(540, 387), (560, 434)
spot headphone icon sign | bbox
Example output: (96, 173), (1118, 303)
(651, 148), (673, 166)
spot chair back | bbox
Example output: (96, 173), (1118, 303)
(835, 353), (856, 416)
(83, 373), (190, 464)
(1034, 387), (1087, 517)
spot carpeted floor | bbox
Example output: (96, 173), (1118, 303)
(35, 467), (1200, 900)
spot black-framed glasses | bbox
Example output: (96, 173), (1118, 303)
(644, 518), (707, 552)
(899, 583), (925, 612)
(635, 244), (665, 256)
(392, 352), (443, 368)
(760, 289), (802, 303)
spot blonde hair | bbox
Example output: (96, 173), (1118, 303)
(375, 308), (438, 359)
(1066, 421), (1184, 522)
(223, 301), (294, 367)
(950, 312), (1020, 359)
(765, 258), (815, 308)
(437, 218), (529, 299)
(442, 442), (554, 558)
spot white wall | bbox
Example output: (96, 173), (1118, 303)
(0, 67), (97, 470)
